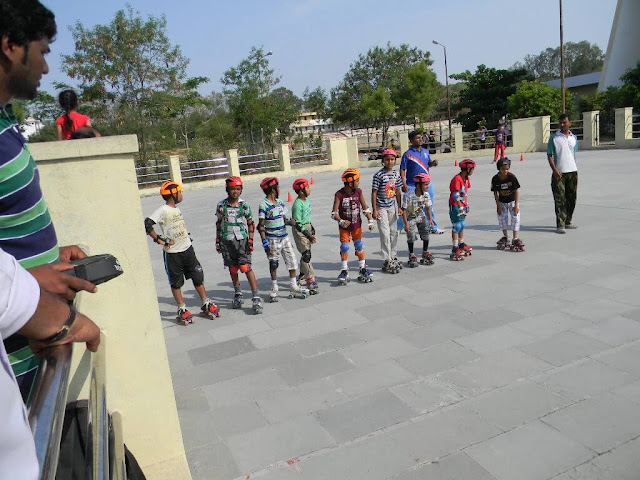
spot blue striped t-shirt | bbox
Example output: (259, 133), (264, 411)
(258, 198), (288, 238)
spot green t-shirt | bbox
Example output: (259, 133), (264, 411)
(292, 197), (311, 232)
(216, 199), (253, 240)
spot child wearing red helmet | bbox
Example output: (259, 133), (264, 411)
(291, 178), (319, 294)
(371, 149), (404, 274)
(144, 180), (221, 324)
(449, 159), (476, 261)
(215, 177), (263, 313)
(402, 173), (434, 267)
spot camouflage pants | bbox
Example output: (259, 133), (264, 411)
(551, 171), (578, 228)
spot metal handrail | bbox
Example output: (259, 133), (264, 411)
(86, 332), (110, 480)
(27, 343), (73, 480)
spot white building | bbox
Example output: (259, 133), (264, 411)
(20, 116), (44, 140)
(599, 0), (640, 90)
(291, 111), (335, 136)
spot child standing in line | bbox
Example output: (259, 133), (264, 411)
(144, 180), (221, 325)
(291, 178), (319, 294)
(258, 177), (308, 302)
(215, 177), (263, 314)
(372, 149), (404, 273)
(449, 159), (476, 261)
(491, 158), (524, 252)
(402, 173), (434, 267)
(331, 169), (375, 284)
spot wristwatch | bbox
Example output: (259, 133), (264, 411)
(42, 306), (77, 345)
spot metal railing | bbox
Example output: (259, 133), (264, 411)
(238, 152), (280, 175)
(135, 159), (171, 187)
(179, 156), (230, 183)
(27, 331), (125, 480)
(290, 147), (329, 168)
(550, 120), (584, 140)
(632, 113), (640, 139)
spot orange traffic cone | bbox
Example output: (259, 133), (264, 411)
(454, 159), (458, 167)
(311, 177), (315, 185)
(287, 191), (293, 202)
(520, 153), (525, 162)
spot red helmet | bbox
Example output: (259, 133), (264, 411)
(260, 177), (279, 192)
(292, 178), (309, 192)
(225, 176), (243, 189)
(413, 173), (431, 184)
(381, 149), (397, 158)
(459, 159), (476, 169)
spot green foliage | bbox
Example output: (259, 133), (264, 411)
(618, 61), (640, 109)
(394, 63), (440, 125)
(514, 41), (605, 81)
(61, 5), (207, 160)
(361, 87), (395, 140)
(302, 87), (328, 116)
(507, 81), (573, 120)
(27, 122), (57, 143)
(451, 64), (533, 129)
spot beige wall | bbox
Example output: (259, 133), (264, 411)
(30, 136), (191, 480)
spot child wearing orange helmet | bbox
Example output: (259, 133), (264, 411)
(331, 169), (375, 284)
(291, 178), (318, 294)
(216, 176), (263, 313)
(449, 159), (476, 261)
(144, 180), (221, 324)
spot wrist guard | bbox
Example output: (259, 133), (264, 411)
(262, 239), (269, 250)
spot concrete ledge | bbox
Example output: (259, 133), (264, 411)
(30, 135), (139, 162)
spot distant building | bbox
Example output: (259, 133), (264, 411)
(546, 72), (601, 100)
(599, 0), (640, 90)
(20, 116), (44, 140)
(291, 111), (335, 136)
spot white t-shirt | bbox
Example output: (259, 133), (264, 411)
(0, 248), (40, 480)
(548, 130), (578, 173)
(148, 204), (192, 253)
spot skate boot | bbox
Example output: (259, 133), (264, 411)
(269, 285), (279, 303)
(177, 306), (194, 325)
(391, 258), (402, 273)
(420, 251), (434, 265)
(382, 259), (391, 273)
(357, 266), (374, 283)
(338, 270), (350, 286)
(231, 291), (244, 309)
(450, 246), (465, 261)
(201, 299), (221, 319)
(251, 295), (263, 314)
(496, 236), (509, 251)
(392, 257), (403, 270)
(298, 272), (308, 286)
(458, 242), (473, 256)
(288, 284), (308, 299)
(308, 281), (319, 295)
(408, 253), (419, 268)
(510, 238), (525, 252)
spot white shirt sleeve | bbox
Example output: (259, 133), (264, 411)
(0, 248), (40, 339)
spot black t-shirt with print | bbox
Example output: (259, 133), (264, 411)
(491, 172), (521, 203)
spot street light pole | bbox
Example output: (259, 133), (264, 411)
(559, 0), (566, 113)
(433, 40), (452, 141)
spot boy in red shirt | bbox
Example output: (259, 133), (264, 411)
(449, 159), (476, 261)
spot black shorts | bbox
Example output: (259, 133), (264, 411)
(163, 245), (204, 288)
(220, 238), (251, 267)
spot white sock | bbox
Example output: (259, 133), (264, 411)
(290, 277), (298, 288)
(358, 259), (365, 268)
(271, 280), (278, 290)
(341, 260), (348, 270)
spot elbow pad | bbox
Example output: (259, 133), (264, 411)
(144, 218), (156, 234)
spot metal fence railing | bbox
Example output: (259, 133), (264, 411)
(461, 128), (513, 152)
(135, 160), (170, 187)
(179, 157), (229, 183)
(290, 147), (329, 168)
(238, 152), (280, 176)
(550, 120), (584, 141)
(632, 113), (640, 139)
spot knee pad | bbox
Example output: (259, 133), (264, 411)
(239, 264), (251, 274)
(354, 239), (364, 252)
(191, 268), (204, 287)
(229, 265), (239, 274)
(301, 250), (312, 263)
(340, 242), (350, 254)
(269, 259), (279, 273)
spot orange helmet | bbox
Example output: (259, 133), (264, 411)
(341, 169), (360, 184)
(260, 177), (279, 192)
(225, 176), (243, 189)
(160, 180), (182, 196)
(292, 178), (309, 192)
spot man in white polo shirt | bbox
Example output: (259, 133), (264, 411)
(547, 113), (579, 234)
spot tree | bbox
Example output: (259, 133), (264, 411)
(451, 65), (533, 129)
(393, 63), (440, 127)
(268, 87), (302, 143)
(507, 81), (572, 120)
(302, 87), (328, 116)
(61, 5), (207, 161)
(514, 41), (605, 81)
(361, 87), (395, 141)
(329, 43), (439, 137)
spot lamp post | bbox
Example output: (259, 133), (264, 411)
(559, 0), (566, 112)
(433, 40), (452, 141)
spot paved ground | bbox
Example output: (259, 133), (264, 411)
(142, 149), (640, 480)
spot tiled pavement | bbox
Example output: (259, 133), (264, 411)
(142, 149), (640, 480)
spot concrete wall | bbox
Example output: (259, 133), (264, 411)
(30, 136), (191, 480)
(615, 107), (640, 149)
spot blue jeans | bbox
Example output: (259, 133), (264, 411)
(398, 185), (438, 230)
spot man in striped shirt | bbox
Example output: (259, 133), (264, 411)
(0, 0), (97, 402)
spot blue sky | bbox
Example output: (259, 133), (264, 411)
(40, 0), (616, 97)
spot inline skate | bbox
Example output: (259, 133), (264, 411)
(357, 266), (374, 283)
(420, 251), (434, 265)
(496, 236), (509, 251)
(338, 270), (350, 286)
(177, 306), (194, 325)
(408, 253), (419, 268)
(288, 284), (308, 299)
(510, 238), (525, 252)
(450, 246), (465, 261)
(201, 299), (221, 319)
(252, 295), (263, 314)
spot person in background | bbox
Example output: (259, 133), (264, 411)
(55, 89), (99, 140)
